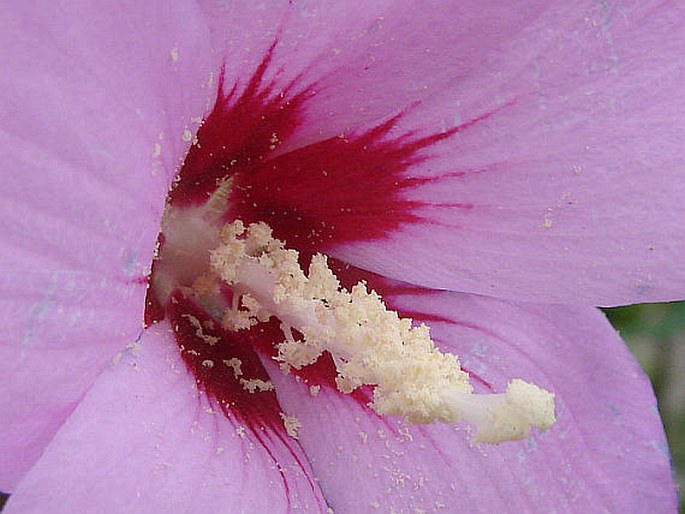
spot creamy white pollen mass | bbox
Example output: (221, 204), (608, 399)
(206, 220), (556, 444)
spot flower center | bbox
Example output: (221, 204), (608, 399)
(146, 51), (555, 444)
(150, 183), (555, 444)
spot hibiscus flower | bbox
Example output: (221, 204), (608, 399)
(1, 1), (682, 513)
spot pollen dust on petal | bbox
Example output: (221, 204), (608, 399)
(280, 412), (303, 439)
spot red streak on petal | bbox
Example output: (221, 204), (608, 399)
(168, 43), (310, 208)
(165, 290), (325, 508)
(166, 290), (284, 429)
(167, 40), (482, 254)
(229, 115), (456, 252)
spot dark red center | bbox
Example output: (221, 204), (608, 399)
(144, 42), (478, 440)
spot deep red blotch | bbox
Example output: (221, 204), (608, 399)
(168, 44), (311, 208)
(165, 290), (326, 506)
(166, 290), (282, 427)
(167, 42), (471, 254)
(145, 41), (490, 449)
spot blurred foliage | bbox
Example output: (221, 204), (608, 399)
(605, 303), (685, 513)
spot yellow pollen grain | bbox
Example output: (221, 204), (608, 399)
(280, 413), (302, 439)
(240, 378), (274, 393)
(182, 314), (220, 346)
(222, 358), (243, 377)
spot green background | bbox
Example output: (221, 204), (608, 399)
(605, 303), (684, 513)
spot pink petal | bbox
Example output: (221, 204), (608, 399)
(1, 0), (218, 275)
(268, 287), (676, 512)
(4, 323), (328, 513)
(0, 272), (143, 491)
(199, 1), (685, 305)
(0, 1), (215, 489)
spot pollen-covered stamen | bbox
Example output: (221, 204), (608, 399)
(444, 379), (555, 444)
(209, 220), (556, 443)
